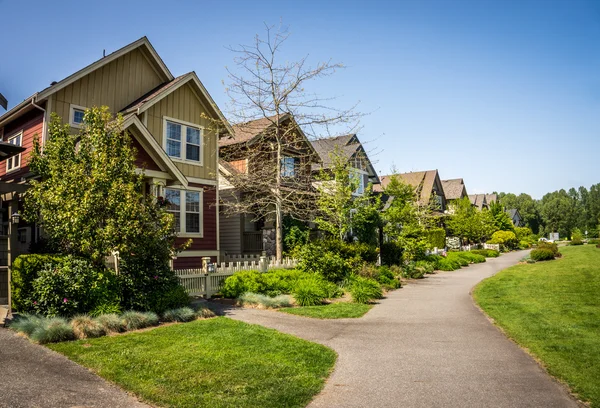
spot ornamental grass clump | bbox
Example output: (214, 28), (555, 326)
(121, 311), (159, 331)
(71, 315), (106, 339)
(239, 292), (294, 309)
(195, 306), (216, 319)
(9, 314), (46, 336)
(161, 307), (197, 323)
(30, 317), (75, 344)
(94, 313), (124, 333)
(292, 278), (327, 306)
(350, 276), (383, 304)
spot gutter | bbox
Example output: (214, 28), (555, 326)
(29, 97), (47, 144)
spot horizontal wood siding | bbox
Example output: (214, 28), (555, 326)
(50, 48), (163, 125)
(0, 109), (44, 181)
(175, 184), (217, 251)
(173, 255), (217, 269)
(145, 83), (217, 180)
(219, 212), (242, 254)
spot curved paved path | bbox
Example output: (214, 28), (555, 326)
(0, 327), (148, 408)
(222, 251), (580, 408)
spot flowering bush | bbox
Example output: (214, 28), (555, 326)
(31, 256), (119, 317)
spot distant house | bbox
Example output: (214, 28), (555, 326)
(441, 178), (468, 211)
(508, 208), (524, 227)
(375, 170), (446, 212)
(310, 134), (380, 195)
(485, 193), (498, 205)
(218, 113), (320, 256)
(469, 194), (488, 210)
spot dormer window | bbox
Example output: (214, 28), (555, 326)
(69, 104), (87, 128)
(163, 117), (202, 164)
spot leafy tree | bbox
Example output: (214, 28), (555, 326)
(447, 197), (496, 243)
(24, 107), (185, 310)
(539, 189), (577, 238)
(315, 148), (380, 244)
(489, 201), (514, 232)
(382, 174), (429, 261)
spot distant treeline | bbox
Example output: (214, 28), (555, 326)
(498, 184), (600, 239)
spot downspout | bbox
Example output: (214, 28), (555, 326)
(30, 96), (47, 145)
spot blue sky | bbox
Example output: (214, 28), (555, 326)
(1, 0), (598, 198)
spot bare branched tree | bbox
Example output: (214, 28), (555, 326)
(220, 23), (361, 261)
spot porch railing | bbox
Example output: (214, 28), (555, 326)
(243, 232), (263, 253)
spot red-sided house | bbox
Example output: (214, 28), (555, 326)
(0, 37), (232, 269)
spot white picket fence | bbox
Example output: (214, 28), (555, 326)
(174, 256), (298, 298)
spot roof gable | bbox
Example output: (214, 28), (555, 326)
(310, 134), (379, 182)
(375, 170), (440, 205)
(442, 178), (467, 200)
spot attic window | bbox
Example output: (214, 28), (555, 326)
(69, 104), (87, 127)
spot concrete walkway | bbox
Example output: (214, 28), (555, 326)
(0, 328), (148, 408)
(221, 251), (580, 408)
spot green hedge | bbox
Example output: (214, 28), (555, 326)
(424, 228), (446, 249)
(11, 254), (64, 312)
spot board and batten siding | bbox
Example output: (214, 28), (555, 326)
(144, 83), (217, 180)
(50, 48), (163, 125)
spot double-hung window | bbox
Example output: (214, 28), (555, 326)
(6, 132), (22, 172)
(164, 118), (202, 164)
(280, 156), (296, 178)
(165, 188), (203, 235)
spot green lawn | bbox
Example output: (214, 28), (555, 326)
(473, 245), (600, 407)
(48, 317), (336, 408)
(280, 302), (373, 319)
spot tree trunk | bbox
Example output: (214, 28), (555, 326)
(275, 201), (283, 262)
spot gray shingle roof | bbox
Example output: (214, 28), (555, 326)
(441, 178), (467, 200)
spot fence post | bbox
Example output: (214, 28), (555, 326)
(202, 257), (212, 298)
(259, 255), (268, 272)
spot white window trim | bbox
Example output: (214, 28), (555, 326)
(6, 131), (23, 173)
(351, 168), (368, 196)
(69, 104), (87, 128)
(165, 186), (204, 238)
(162, 116), (204, 166)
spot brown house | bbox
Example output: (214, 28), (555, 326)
(442, 178), (468, 212)
(218, 114), (320, 256)
(310, 134), (380, 195)
(375, 170), (447, 212)
(0, 37), (232, 269)
(469, 194), (488, 210)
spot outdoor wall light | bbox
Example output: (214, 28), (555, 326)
(11, 212), (20, 224)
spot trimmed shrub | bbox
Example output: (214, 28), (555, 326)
(350, 277), (383, 304)
(453, 252), (486, 264)
(161, 307), (196, 322)
(530, 248), (556, 261)
(297, 244), (351, 282)
(588, 239), (600, 245)
(11, 254), (64, 312)
(488, 231), (518, 251)
(149, 284), (190, 314)
(380, 242), (404, 266)
(221, 270), (263, 298)
(470, 249), (500, 258)
(424, 228), (446, 249)
(31, 256), (119, 317)
(94, 313), (124, 333)
(30, 317), (75, 344)
(415, 260), (435, 274)
(238, 293), (294, 309)
(71, 315), (106, 339)
(292, 278), (327, 306)
(436, 258), (462, 271)
(447, 252), (469, 266)
(537, 241), (561, 257)
(121, 311), (159, 331)
(220, 269), (306, 298)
